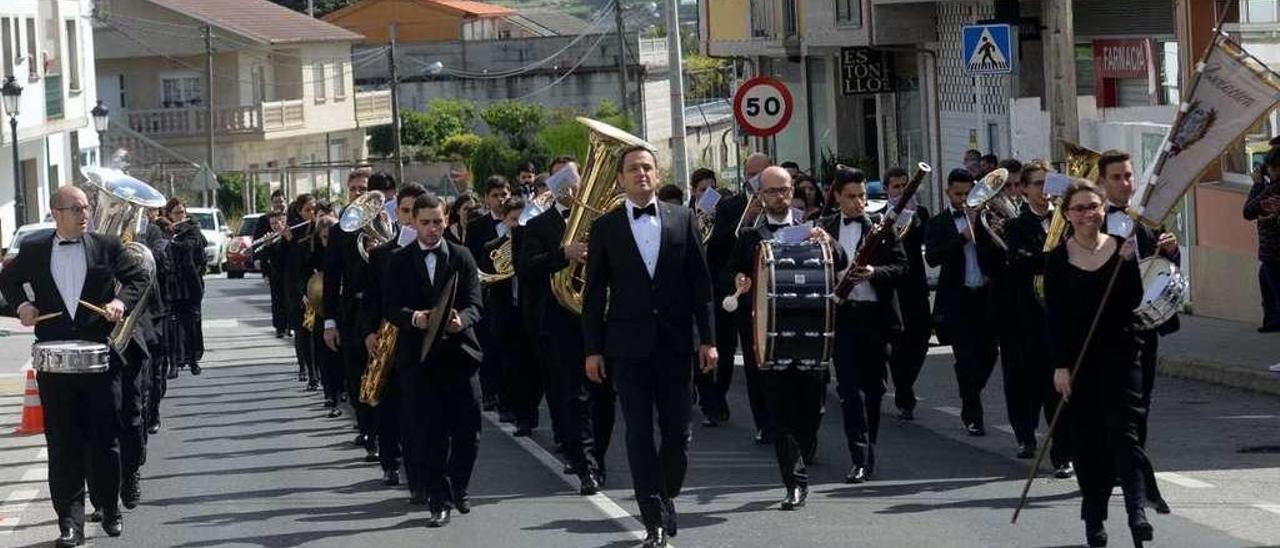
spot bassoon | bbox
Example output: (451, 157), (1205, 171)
(833, 162), (931, 302)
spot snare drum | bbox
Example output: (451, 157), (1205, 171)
(32, 340), (111, 374)
(1135, 257), (1187, 330)
(752, 240), (835, 371)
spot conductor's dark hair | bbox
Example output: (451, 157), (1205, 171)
(831, 165), (867, 194)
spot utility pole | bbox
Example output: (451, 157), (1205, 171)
(614, 0), (631, 126)
(388, 22), (404, 184)
(205, 24), (218, 209)
(665, 0), (689, 189)
(307, 0), (315, 17)
(1044, 0), (1078, 165)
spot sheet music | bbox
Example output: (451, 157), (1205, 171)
(774, 224), (813, 244)
(697, 188), (721, 213)
(546, 162), (580, 195)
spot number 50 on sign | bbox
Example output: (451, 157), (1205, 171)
(733, 76), (794, 138)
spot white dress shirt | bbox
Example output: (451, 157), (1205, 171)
(764, 211), (795, 228)
(949, 207), (986, 288)
(50, 234), (88, 320)
(625, 197), (661, 278)
(837, 217), (878, 302)
(419, 239), (445, 285)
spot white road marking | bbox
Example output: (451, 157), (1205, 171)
(927, 346), (954, 356)
(482, 411), (671, 547)
(933, 406), (961, 417)
(1215, 415), (1278, 420)
(203, 319), (241, 329)
(0, 488), (39, 535)
(1253, 503), (1280, 516)
(19, 467), (45, 482)
(33, 448), (46, 461)
(1155, 472), (1214, 489)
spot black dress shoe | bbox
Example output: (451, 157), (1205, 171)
(424, 508), (451, 528)
(513, 425), (533, 437)
(147, 421), (161, 435)
(898, 407), (915, 421)
(121, 472), (141, 509)
(327, 407), (342, 418)
(1053, 463), (1075, 479)
(55, 528), (84, 548)
(352, 433), (368, 447)
(661, 498), (677, 537)
(382, 469), (400, 486)
(276, 330), (286, 338)
(305, 381), (319, 391)
(641, 526), (667, 548)
(578, 472), (600, 496)
(1151, 496), (1171, 515)
(780, 485), (807, 510)
(453, 492), (471, 514)
(189, 363), (202, 376)
(87, 510), (102, 523)
(1129, 513), (1153, 547)
(167, 366), (180, 380)
(845, 466), (869, 484)
(499, 411), (516, 424)
(562, 463), (576, 475)
(1015, 443), (1035, 459)
(701, 416), (720, 427)
(964, 422), (986, 436)
(1258, 324), (1280, 333)
(753, 429), (772, 445)
(103, 512), (123, 537)
(364, 448), (381, 463)
(1086, 520), (1108, 547)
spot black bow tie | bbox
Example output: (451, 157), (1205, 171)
(57, 239), (82, 246)
(842, 216), (864, 226)
(560, 208), (571, 219)
(765, 222), (790, 232)
(423, 246), (445, 259)
(1107, 205), (1125, 214)
(632, 204), (657, 219)
(951, 209), (965, 219)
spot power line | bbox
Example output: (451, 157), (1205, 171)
(510, 32), (610, 101)
(96, 12), (386, 64)
(427, 0), (617, 79)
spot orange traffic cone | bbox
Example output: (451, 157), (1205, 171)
(14, 367), (43, 435)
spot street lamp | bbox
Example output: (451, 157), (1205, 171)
(91, 101), (110, 166)
(1, 76), (24, 228)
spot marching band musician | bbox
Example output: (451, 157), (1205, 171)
(465, 176), (513, 414)
(688, 168), (733, 426)
(1096, 150), (1180, 448)
(1047, 181), (1154, 548)
(361, 182), (427, 491)
(143, 208), (172, 435)
(0, 186), (150, 546)
(726, 166), (843, 509)
(582, 145), (718, 548)
(519, 161), (616, 495)
(485, 197), (542, 436)
(822, 167), (905, 485)
(882, 167), (932, 421)
(322, 169), (380, 462)
(925, 168), (1003, 437)
(311, 214), (343, 414)
(383, 193), (485, 528)
(160, 198), (209, 377)
(445, 192), (478, 246)
(256, 190), (290, 338)
(703, 153), (770, 435)
(1000, 160), (1072, 475)
(282, 194), (319, 390)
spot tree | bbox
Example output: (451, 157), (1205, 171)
(419, 98), (477, 148)
(368, 111), (433, 157)
(467, 136), (521, 192)
(480, 101), (546, 152)
(685, 54), (729, 100)
(437, 133), (484, 161)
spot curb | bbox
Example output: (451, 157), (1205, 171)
(1158, 356), (1280, 397)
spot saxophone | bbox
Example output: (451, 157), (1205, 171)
(360, 320), (398, 406)
(550, 117), (655, 314)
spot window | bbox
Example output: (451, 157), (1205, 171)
(2, 19), (12, 79)
(313, 62), (326, 102)
(64, 20), (79, 92)
(118, 74), (127, 108)
(161, 75), (203, 107)
(835, 0), (861, 26)
(25, 18), (35, 79)
(1245, 0), (1279, 22)
(332, 62), (345, 99)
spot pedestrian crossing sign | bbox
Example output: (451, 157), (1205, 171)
(962, 24), (1015, 75)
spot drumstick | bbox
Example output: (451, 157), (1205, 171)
(35, 312), (62, 323)
(77, 299), (113, 320)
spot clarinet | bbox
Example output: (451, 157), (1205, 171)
(833, 163), (931, 302)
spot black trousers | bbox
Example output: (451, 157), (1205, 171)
(313, 329), (340, 398)
(735, 318), (771, 434)
(697, 306), (738, 420)
(168, 299), (204, 366)
(267, 271), (289, 334)
(550, 318), (615, 474)
(342, 336), (374, 437)
(1069, 364), (1148, 524)
(119, 352), (150, 477)
(477, 294), (504, 406)
(1000, 325), (1071, 466)
(287, 295), (314, 381)
(497, 303), (541, 429)
(763, 369), (825, 489)
(1135, 330), (1158, 447)
(833, 304), (889, 469)
(146, 338), (167, 428)
(399, 364), (480, 511)
(946, 287), (999, 427)
(611, 354), (693, 529)
(40, 367), (122, 532)
(377, 378), (403, 473)
(888, 287), (930, 412)
(527, 304), (566, 444)
(1261, 259), (1280, 329)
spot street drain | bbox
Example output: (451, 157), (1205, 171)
(1238, 445), (1280, 454)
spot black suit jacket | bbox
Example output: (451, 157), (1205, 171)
(359, 238), (401, 339)
(0, 233), (149, 345)
(819, 214), (906, 333)
(924, 207), (1003, 329)
(1002, 205), (1052, 332)
(323, 224), (368, 336)
(518, 206), (572, 327)
(900, 204), (931, 293)
(464, 214), (501, 274)
(383, 241), (484, 374)
(581, 202), (715, 358)
(705, 189), (746, 296)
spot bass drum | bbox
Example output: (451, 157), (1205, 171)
(752, 241), (835, 371)
(1135, 256), (1187, 330)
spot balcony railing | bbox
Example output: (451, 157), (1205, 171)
(125, 99), (306, 138)
(354, 90), (393, 126)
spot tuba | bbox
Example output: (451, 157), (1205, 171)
(965, 167), (1019, 250)
(340, 192), (395, 262)
(81, 167), (168, 354)
(478, 191), (557, 285)
(551, 117), (655, 314)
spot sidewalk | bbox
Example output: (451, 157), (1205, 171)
(1158, 314), (1280, 396)
(0, 316), (35, 395)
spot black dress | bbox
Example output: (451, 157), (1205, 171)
(283, 218), (319, 383)
(1044, 235), (1148, 524)
(163, 220), (208, 369)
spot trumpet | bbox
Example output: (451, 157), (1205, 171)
(249, 220), (312, 251)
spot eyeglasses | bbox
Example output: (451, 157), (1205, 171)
(54, 206), (90, 215)
(760, 187), (794, 196)
(1068, 203), (1101, 214)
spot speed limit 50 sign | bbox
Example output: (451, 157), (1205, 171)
(733, 76), (794, 137)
